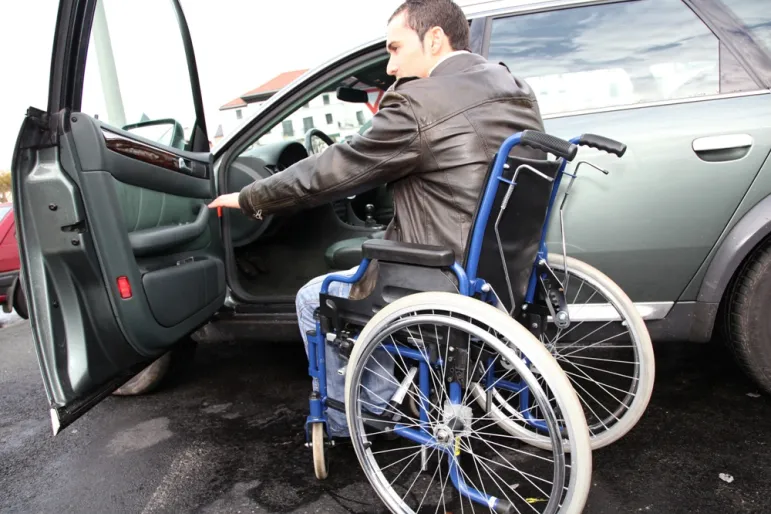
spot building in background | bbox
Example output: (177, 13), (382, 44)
(217, 69), (378, 147)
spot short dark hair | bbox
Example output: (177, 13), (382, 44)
(389, 0), (470, 52)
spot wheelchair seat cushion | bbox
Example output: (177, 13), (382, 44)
(361, 239), (455, 268)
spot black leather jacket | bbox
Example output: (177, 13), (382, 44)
(238, 52), (546, 298)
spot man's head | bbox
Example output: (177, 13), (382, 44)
(385, 0), (469, 79)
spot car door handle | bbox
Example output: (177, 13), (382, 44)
(692, 134), (753, 151)
(128, 203), (210, 257)
(178, 157), (192, 173)
(692, 134), (753, 162)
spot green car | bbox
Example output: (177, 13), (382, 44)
(12, 0), (771, 433)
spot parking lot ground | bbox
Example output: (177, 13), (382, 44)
(1, 319), (770, 513)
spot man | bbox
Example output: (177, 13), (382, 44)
(209, 0), (545, 437)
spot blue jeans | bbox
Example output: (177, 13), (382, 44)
(296, 266), (398, 437)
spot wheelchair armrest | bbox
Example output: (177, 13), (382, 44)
(361, 239), (455, 268)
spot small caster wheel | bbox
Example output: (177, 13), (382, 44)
(312, 422), (328, 480)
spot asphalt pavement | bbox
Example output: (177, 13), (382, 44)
(1, 316), (770, 513)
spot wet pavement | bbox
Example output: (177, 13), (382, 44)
(1, 317), (770, 513)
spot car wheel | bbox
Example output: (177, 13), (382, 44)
(112, 340), (197, 396)
(723, 240), (771, 395)
(13, 281), (28, 320)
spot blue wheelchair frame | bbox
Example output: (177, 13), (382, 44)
(305, 131), (590, 510)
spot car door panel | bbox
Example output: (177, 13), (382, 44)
(14, 130), (146, 427)
(69, 117), (212, 196)
(13, 0), (221, 433)
(117, 182), (206, 237)
(15, 115), (223, 433)
(543, 92), (771, 302)
(78, 168), (224, 336)
(681, 138), (771, 301)
(62, 114), (224, 347)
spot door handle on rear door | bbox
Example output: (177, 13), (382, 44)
(692, 134), (753, 162)
(129, 203), (210, 257)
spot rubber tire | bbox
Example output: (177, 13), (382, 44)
(112, 352), (173, 396)
(488, 253), (655, 451)
(312, 423), (329, 480)
(344, 291), (592, 514)
(112, 341), (197, 396)
(13, 281), (28, 320)
(723, 240), (771, 395)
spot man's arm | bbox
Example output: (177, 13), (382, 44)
(236, 90), (422, 218)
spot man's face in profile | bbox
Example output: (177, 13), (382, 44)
(386, 11), (432, 80)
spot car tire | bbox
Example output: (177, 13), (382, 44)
(13, 281), (28, 320)
(723, 240), (771, 395)
(112, 339), (197, 396)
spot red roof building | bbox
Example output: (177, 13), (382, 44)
(220, 69), (309, 111)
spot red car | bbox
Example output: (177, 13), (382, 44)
(0, 203), (27, 319)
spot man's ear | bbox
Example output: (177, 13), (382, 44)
(426, 26), (445, 54)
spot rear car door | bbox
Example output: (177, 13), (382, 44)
(11, 0), (225, 433)
(484, 0), (771, 304)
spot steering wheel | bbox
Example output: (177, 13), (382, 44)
(304, 128), (335, 155)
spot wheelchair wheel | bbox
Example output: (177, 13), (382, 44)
(478, 254), (654, 451)
(344, 292), (592, 514)
(311, 422), (329, 480)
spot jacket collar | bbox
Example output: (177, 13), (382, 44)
(390, 52), (488, 91)
(429, 51), (487, 77)
(429, 50), (469, 76)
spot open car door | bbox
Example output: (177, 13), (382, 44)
(11, 0), (225, 434)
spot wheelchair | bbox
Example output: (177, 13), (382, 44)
(304, 130), (655, 513)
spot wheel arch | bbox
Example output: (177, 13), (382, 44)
(698, 193), (771, 306)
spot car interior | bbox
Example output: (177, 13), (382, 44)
(224, 59), (397, 301)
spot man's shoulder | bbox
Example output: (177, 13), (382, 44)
(394, 56), (529, 97)
(387, 58), (537, 123)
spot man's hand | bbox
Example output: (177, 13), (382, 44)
(208, 192), (240, 209)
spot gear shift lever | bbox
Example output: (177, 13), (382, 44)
(365, 204), (385, 229)
(365, 204), (376, 225)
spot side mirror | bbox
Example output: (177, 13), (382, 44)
(336, 87), (369, 104)
(122, 118), (186, 150)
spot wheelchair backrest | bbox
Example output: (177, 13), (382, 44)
(462, 153), (563, 314)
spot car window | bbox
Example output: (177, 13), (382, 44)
(80, 0), (199, 151)
(721, 0), (771, 54)
(245, 89), (376, 152)
(0, 206), (10, 221)
(487, 0), (759, 116)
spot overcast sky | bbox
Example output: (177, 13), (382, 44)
(0, 0), (419, 170)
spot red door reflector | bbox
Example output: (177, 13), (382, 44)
(117, 276), (132, 299)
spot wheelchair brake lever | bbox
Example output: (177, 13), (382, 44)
(559, 159), (610, 213)
(508, 163), (555, 183)
(575, 160), (609, 176)
(556, 160), (607, 296)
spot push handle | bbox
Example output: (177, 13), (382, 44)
(521, 130), (578, 161)
(577, 133), (627, 157)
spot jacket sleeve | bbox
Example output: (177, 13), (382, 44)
(238, 90), (421, 217)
